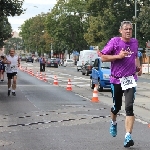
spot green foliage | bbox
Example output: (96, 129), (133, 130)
(0, 0), (25, 17)
(19, 0), (150, 55)
(4, 37), (23, 54)
(0, 0), (24, 47)
(20, 13), (48, 55)
(0, 17), (12, 47)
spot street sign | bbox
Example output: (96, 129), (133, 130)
(145, 48), (150, 51)
(146, 49), (150, 56)
(145, 48), (150, 56)
(138, 48), (143, 51)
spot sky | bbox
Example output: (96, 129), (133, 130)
(8, 0), (57, 32)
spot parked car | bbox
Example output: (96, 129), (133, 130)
(26, 56), (33, 63)
(90, 57), (111, 92)
(21, 56), (26, 61)
(45, 58), (58, 68)
(33, 56), (39, 62)
(63, 59), (74, 67)
(81, 61), (94, 76)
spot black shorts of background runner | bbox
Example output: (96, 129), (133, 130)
(7, 72), (17, 79)
(0, 63), (5, 72)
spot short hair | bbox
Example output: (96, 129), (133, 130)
(120, 21), (133, 29)
(10, 48), (15, 51)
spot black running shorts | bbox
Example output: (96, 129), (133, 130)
(7, 72), (17, 79)
(111, 84), (136, 111)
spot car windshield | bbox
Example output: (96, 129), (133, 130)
(67, 60), (73, 62)
(50, 59), (56, 62)
(101, 62), (111, 69)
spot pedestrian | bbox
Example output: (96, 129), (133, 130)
(5, 48), (20, 96)
(101, 21), (142, 148)
(39, 56), (46, 72)
(0, 55), (5, 82)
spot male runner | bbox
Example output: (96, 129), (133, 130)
(5, 48), (20, 96)
(101, 21), (142, 147)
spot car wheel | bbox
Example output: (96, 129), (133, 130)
(90, 78), (94, 89)
(85, 70), (88, 76)
(82, 71), (85, 75)
(97, 79), (103, 92)
(77, 68), (79, 72)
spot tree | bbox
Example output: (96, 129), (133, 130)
(0, 17), (12, 47)
(84, 0), (146, 49)
(4, 37), (23, 54)
(0, 0), (25, 47)
(0, 0), (25, 17)
(45, 0), (89, 55)
(19, 13), (48, 55)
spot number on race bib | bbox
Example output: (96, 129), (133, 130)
(120, 76), (137, 90)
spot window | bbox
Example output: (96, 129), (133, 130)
(93, 59), (99, 68)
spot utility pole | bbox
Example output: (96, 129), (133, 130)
(135, 0), (137, 39)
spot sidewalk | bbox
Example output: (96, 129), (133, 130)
(140, 73), (150, 79)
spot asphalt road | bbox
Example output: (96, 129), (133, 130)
(0, 61), (149, 150)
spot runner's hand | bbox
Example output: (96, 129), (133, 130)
(7, 61), (11, 64)
(118, 49), (129, 59)
(137, 67), (142, 76)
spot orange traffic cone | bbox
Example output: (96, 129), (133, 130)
(31, 70), (34, 76)
(53, 76), (58, 85)
(148, 124), (150, 128)
(29, 69), (32, 75)
(66, 79), (72, 91)
(37, 72), (40, 79)
(91, 86), (99, 103)
(43, 74), (48, 82)
(19, 66), (22, 70)
(40, 72), (43, 80)
(25, 67), (27, 72)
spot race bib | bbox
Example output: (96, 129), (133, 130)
(10, 65), (17, 72)
(120, 75), (137, 90)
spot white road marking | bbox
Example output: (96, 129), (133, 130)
(77, 84), (90, 87)
(71, 82), (85, 84)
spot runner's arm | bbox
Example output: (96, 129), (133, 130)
(3, 57), (11, 64)
(101, 50), (129, 62)
(18, 56), (20, 67)
(135, 57), (141, 67)
(135, 57), (142, 76)
(101, 55), (120, 62)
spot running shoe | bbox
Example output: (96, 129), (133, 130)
(8, 90), (11, 96)
(12, 92), (16, 96)
(110, 123), (117, 137)
(124, 134), (134, 147)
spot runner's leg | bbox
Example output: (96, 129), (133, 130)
(1, 70), (4, 81)
(110, 84), (123, 137)
(7, 73), (12, 96)
(12, 73), (17, 96)
(124, 87), (135, 147)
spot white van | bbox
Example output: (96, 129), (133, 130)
(77, 50), (98, 71)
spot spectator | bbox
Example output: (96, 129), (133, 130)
(40, 56), (46, 72)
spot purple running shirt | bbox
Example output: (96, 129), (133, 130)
(101, 37), (138, 84)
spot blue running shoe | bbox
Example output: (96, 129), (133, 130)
(110, 123), (117, 137)
(124, 134), (134, 147)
